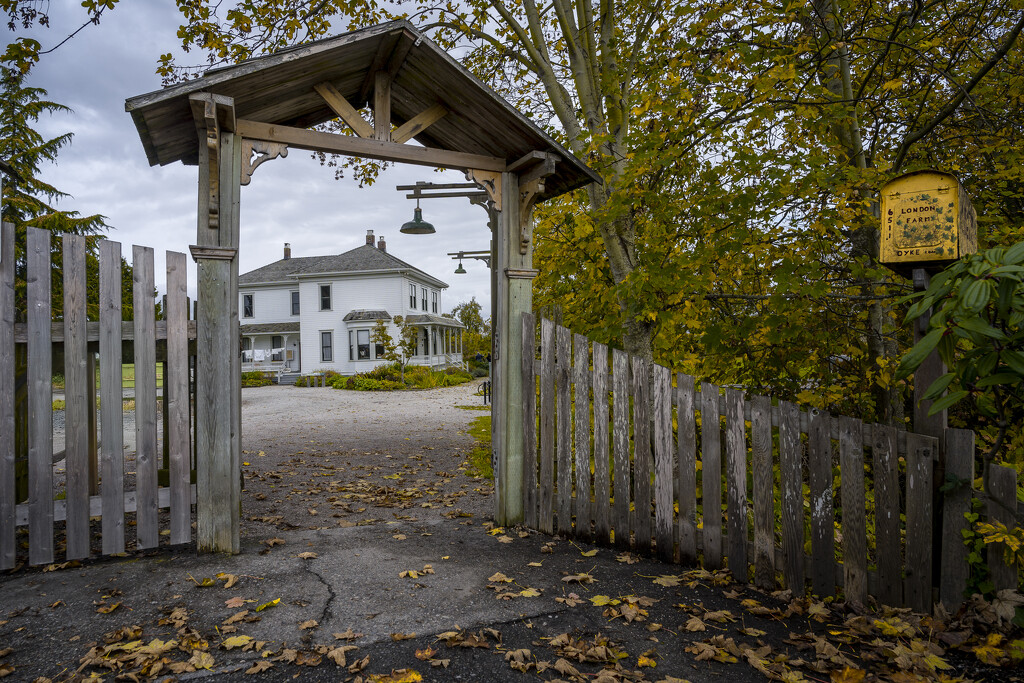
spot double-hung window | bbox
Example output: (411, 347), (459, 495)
(242, 293), (254, 318)
(421, 287), (427, 311)
(357, 329), (370, 359)
(290, 290), (300, 315)
(271, 335), (283, 361)
(321, 331), (333, 362)
(409, 283), (417, 308)
(431, 291), (438, 313)
(319, 284), (332, 310)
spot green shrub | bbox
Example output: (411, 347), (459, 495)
(241, 371), (273, 387)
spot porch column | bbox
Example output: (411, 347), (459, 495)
(189, 93), (242, 554)
(493, 159), (553, 524)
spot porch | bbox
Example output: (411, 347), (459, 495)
(241, 322), (300, 373)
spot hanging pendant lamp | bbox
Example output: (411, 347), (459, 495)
(399, 198), (435, 235)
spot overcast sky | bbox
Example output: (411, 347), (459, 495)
(20, 2), (495, 316)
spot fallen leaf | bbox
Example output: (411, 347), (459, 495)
(255, 598), (280, 612)
(96, 602), (121, 614)
(638, 654), (657, 667)
(225, 597), (246, 609)
(391, 632), (416, 641)
(189, 651), (215, 670)
(223, 610), (249, 625)
(297, 552), (318, 560)
(334, 628), (364, 641)
(217, 572), (239, 588)
(245, 660), (273, 674)
(263, 537), (286, 547)
(299, 620), (319, 630)
(222, 635), (253, 650)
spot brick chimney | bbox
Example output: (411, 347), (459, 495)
(377, 235), (387, 252)
(366, 229), (375, 245)
(283, 242), (291, 260)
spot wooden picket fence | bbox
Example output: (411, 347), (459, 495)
(520, 314), (1020, 611)
(1, 225), (197, 568)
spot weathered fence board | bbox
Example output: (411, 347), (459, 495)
(556, 324), (572, 536)
(521, 313), (537, 530)
(538, 318), (555, 535)
(808, 409), (834, 597)
(63, 235), (91, 560)
(839, 416), (867, 605)
(573, 333), (591, 541)
(27, 227), (54, 566)
(166, 251), (193, 546)
(701, 382), (723, 569)
(632, 357), (652, 552)
(873, 424), (901, 606)
(612, 349), (630, 549)
(778, 401), (804, 593)
(519, 315), (1002, 611)
(988, 465), (1019, 592)
(940, 429), (974, 609)
(100, 240), (126, 555)
(653, 364), (673, 562)
(1, 223), (16, 570)
(592, 342), (610, 545)
(133, 246), (159, 549)
(750, 394), (773, 589)
(725, 387), (747, 579)
(905, 434), (935, 613)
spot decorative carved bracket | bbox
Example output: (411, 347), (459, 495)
(189, 245), (238, 262)
(467, 169), (502, 211)
(518, 178), (545, 255)
(241, 139), (289, 186)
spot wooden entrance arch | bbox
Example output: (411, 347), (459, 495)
(125, 20), (599, 552)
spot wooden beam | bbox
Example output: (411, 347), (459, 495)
(393, 105), (448, 144)
(359, 30), (403, 104)
(313, 82), (374, 139)
(236, 119), (506, 172)
(374, 71), (392, 142)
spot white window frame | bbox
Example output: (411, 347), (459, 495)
(431, 291), (438, 313)
(242, 293), (254, 318)
(409, 283), (417, 309)
(290, 290), (300, 316)
(319, 283), (332, 311)
(356, 329), (371, 360)
(320, 330), (333, 362)
(421, 286), (427, 310)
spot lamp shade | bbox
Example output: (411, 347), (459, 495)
(454, 261), (466, 274)
(400, 206), (435, 235)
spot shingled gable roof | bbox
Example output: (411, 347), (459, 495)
(239, 243), (448, 288)
(124, 20), (601, 202)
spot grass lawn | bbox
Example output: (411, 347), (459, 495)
(53, 363), (165, 391)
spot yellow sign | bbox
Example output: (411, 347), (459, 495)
(880, 170), (977, 269)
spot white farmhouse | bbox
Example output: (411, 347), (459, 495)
(239, 230), (465, 379)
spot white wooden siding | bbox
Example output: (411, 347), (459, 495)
(241, 271), (450, 375)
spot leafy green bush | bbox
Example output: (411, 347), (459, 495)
(241, 371), (273, 387)
(898, 241), (1024, 476)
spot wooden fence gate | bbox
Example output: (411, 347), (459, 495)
(1, 225), (197, 568)
(520, 313), (1020, 612)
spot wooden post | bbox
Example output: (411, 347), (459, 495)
(494, 169), (533, 525)
(912, 268), (947, 588)
(191, 93), (241, 553)
(63, 235), (90, 560)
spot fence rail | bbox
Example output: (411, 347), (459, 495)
(520, 314), (1019, 611)
(1, 225), (197, 568)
